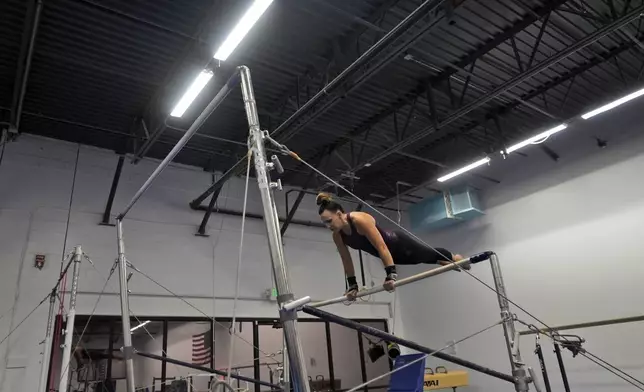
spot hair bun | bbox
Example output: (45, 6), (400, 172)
(316, 192), (333, 206)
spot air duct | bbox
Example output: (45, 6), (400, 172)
(408, 187), (483, 231)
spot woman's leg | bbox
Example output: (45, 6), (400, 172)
(392, 232), (463, 266)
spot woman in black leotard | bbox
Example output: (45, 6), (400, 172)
(316, 193), (465, 299)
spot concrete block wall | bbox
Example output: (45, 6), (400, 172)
(0, 134), (392, 392)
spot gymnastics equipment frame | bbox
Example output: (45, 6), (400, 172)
(114, 66), (312, 392)
(285, 253), (537, 392)
(58, 245), (83, 392)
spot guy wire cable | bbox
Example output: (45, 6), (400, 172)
(0, 252), (76, 347)
(127, 260), (281, 364)
(82, 254), (188, 380)
(346, 319), (503, 392)
(58, 259), (119, 385)
(271, 138), (642, 388)
(519, 321), (644, 390)
(227, 151), (252, 381)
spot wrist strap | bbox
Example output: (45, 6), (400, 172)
(347, 276), (358, 286)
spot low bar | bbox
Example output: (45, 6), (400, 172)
(519, 314), (644, 336)
(301, 306), (515, 383)
(309, 252), (492, 308)
(134, 351), (281, 389)
(118, 70), (241, 220)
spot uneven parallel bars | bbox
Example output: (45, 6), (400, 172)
(116, 70), (241, 220)
(135, 351), (282, 389)
(519, 314), (644, 335)
(309, 251), (493, 308)
(300, 306), (515, 383)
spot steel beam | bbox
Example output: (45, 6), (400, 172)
(274, 0), (451, 143)
(11, 0), (43, 131)
(281, 190), (306, 236)
(282, 0), (567, 183)
(130, 2), (220, 163)
(358, 7), (644, 171)
(101, 156), (125, 226)
(387, 30), (644, 203)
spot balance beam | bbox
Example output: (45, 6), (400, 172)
(309, 251), (493, 308)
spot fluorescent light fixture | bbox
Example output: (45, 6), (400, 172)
(170, 70), (214, 118)
(505, 124), (567, 154)
(130, 320), (151, 332)
(214, 0), (274, 61)
(437, 157), (490, 183)
(581, 87), (644, 119)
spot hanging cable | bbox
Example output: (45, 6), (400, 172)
(519, 320), (644, 390)
(269, 138), (644, 389)
(128, 261), (281, 364)
(227, 151), (252, 381)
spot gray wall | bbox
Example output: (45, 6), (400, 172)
(397, 107), (644, 391)
(0, 135), (391, 392)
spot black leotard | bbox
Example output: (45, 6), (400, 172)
(338, 212), (452, 265)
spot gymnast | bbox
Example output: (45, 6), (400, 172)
(316, 193), (466, 299)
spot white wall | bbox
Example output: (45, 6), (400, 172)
(397, 106), (644, 391)
(0, 135), (392, 392)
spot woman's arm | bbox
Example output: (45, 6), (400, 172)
(352, 213), (395, 267)
(332, 231), (355, 277)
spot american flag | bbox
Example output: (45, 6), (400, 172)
(192, 330), (212, 365)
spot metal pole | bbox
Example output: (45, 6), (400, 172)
(489, 254), (530, 392)
(116, 220), (136, 392)
(58, 246), (82, 392)
(519, 314), (644, 335)
(239, 65), (311, 392)
(38, 289), (57, 392)
(301, 306), (515, 383)
(553, 343), (571, 392)
(11, 0), (43, 130)
(534, 337), (552, 392)
(117, 70), (241, 220)
(310, 252), (491, 308)
(282, 336), (290, 392)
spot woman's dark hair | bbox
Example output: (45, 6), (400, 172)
(316, 192), (344, 214)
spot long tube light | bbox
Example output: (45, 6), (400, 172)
(437, 157), (490, 182)
(170, 70), (214, 118)
(581, 87), (644, 119)
(130, 320), (151, 332)
(214, 0), (275, 61)
(505, 124), (567, 154)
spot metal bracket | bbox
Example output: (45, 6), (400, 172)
(270, 179), (283, 191)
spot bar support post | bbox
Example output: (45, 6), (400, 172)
(58, 246), (82, 392)
(38, 288), (57, 392)
(489, 254), (531, 391)
(116, 220), (136, 392)
(239, 65), (311, 392)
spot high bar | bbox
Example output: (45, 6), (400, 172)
(135, 351), (281, 389)
(301, 306), (514, 383)
(116, 69), (241, 221)
(309, 251), (493, 308)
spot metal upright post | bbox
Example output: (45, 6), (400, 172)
(489, 254), (530, 392)
(116, 219), (137, 392)
(282, 337), (290, 392)
(239, 65), (311, 392)
(553, 343), (571, 392)
(38, 288), (57, 392)
(58, 246), (82, 392)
